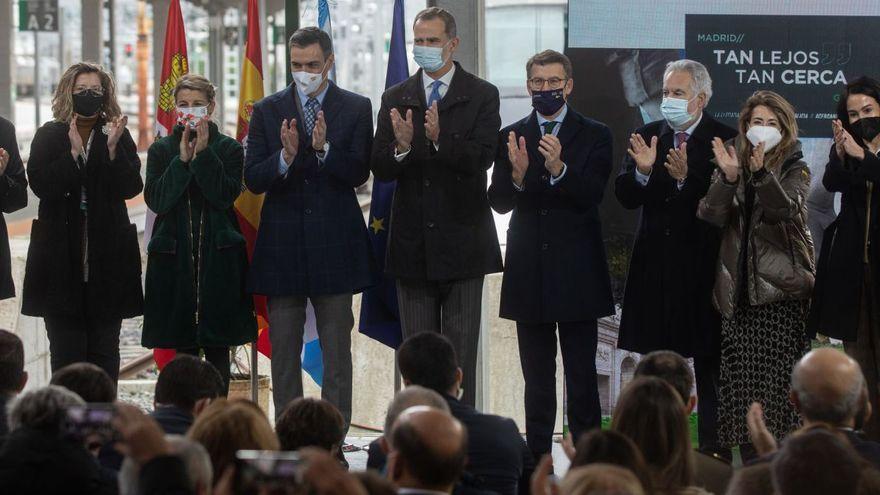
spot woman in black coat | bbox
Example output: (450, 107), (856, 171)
(0, 116), (29, 297)
(22, 62), (144, 383)
(810, 76), (880, 441)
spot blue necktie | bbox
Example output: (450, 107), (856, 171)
(427, 80), (443, 107)
(304, 97), (320, 135)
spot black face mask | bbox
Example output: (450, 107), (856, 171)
(853, 117), (880, 143)
(72, 90), (105, 117)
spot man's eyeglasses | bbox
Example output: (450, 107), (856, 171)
(528, 77), (567, 90)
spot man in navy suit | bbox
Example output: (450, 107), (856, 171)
(488, 50), (614, 459)
(244, 27), (375, 426)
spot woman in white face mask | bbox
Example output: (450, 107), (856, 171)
(697, 90), (814, 461)
(142, 74), (256, 393)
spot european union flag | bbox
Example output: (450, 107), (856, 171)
(358, 0), (409, 348)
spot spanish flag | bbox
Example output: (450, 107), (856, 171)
(152, 0), (189, 370)
(234, 0), (272, 358)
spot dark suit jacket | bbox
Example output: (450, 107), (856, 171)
(614, 114), (737, 357)
(371, 62), (502, 281)
(244, 82), (376, 296)
(488, 108), (614, 323)
(749, 429), (880, 470)
(0, 117), (27, 300)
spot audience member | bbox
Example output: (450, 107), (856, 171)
(153, 355), (225, 435)
(51, 362), (117, 403)
(771, 427), (864, 495)
(724, 463), (773, 495)
(635, 350), (733, 493)
(747, 347), (880, 468)
(0, 385), (116, 494)
(387, 406), (468, 495)
(276, 397), (345, 454)
(569, 429), (652, 492)
(186, 398), (279, 485)
(367, 385), (450, 471)
(560, 464), (646, 495)
(398, 332), (534, 494)
(119, 434), (212, 495)
(612, 377), (708, 495)
(0, 329), (27, 442)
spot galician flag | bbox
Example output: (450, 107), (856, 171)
(151, 0), (189, 370)
(318, 0), (336, 81)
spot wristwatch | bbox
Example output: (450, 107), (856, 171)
(315, 141), (330, 156)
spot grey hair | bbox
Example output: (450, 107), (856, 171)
(664, 59), (713, 104)
(119, 435), (214, 495)
(8, 385), (84, 433)
(792, 361), (865, 425)
(384, 385), (450, 439)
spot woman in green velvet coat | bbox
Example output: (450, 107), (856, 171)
(142, 74), (256, 391)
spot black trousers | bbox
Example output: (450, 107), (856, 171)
(694, 353), (721, 452)
(516, 320), (601, 458)
(179, 347), (231, 394)
(45, 315), (122, 383)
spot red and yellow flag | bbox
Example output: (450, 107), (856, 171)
(235, 0), (272, 358)
(152, 0), (189, 370)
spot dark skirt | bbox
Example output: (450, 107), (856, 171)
(718, 299), (810, 447)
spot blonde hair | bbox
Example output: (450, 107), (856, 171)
(52, 62), (121, 123)
(736, 90), (799, 175)
(187, 399), (279, 484)
(173, 74), (216, 103)
(560, 464), (646, 495)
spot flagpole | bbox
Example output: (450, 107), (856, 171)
(284, 0), (299, 86)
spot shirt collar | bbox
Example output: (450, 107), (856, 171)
(679, 112), (703, 136)
(296, 80), (331, 106)
(422, 63), (456, 90)
(537, 104), (568, 127)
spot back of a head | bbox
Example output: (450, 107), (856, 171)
(384, 385), (451, 437)
(50, 362), (116, 403)
(119, 434), (214, 495)
(187, 399), (280, 484)
(397, 333), (459, 395)
(390, 406), (467, 491)
(725, 463), (773, 495)
(772, 428), (862, 495)
(276, 397), (345, 452)
(155, 355), (225, 411)
(560, 464), (645, 495)
(791, 348), (864, 426)
(8, 385), (84, 434)
(611, 377), (693, 492)
(634, 351), (694, 404)
(0, 329), (24, 395)
(572, 430), (652, 492)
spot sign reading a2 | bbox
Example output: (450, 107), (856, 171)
(19, 0), (59, 32)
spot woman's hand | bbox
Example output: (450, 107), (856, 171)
(193, 118), (210, 155)
(69, 115), (84, 161)
(712, 137), (740, 183)
(833, 119), (866, 161)
(179, 124), (195, 163)
(106, 116), (128, 161)
(748, 141), (766, 173)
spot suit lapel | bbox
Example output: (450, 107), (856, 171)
(399, 71), (426, 110)
(521, 112), (544, 166)
(275, 85), (307, 138)
(437, 64), (471, 113)
(555, 107), (581, 150)
(319, 82), (344, 129)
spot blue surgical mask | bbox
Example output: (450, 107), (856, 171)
(413, 43), (448, 72)
(661, 96), (697, 130)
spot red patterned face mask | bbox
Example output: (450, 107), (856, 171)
(176, 106), (208, 128)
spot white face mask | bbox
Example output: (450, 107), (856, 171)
(292, 65), (326, 96)
(176, 106), (209, 129)
(746, 125), (783, 152)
